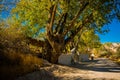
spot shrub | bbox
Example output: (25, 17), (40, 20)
(0, 23), (43, 80)
(0, 49), (43, 80)
(99, 51), (112, 58)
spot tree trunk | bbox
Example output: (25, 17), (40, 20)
(46, 31), (65, 63)
(46, 41), (64, 64)
(44, 43), (63, 64)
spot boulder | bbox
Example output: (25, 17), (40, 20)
(58, 53), (74, 65)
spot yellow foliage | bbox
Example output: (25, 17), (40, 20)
(117, 59), (120, 64)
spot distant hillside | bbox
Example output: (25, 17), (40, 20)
(103, 43), (120, 53)
(98, 43), (120, 64)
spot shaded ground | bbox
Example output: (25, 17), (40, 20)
(16, 58), (120, 80)
(55, 58), (120, 80)
(72, 58), (120, 72)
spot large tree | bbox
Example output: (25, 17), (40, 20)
(11, 0), (120, 63)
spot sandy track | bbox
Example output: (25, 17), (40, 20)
(53, 58), (120, 80)
(16, 58), (120, 80)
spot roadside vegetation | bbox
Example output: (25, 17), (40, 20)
(96, 43), (120, 65)
(0, 24), (43, 80)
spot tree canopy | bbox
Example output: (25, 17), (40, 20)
(12, 0), (120, 36)
(4, 0), (120, 63)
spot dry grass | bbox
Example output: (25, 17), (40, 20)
(0, 22), (45, 80)
(0, 49), (43, 80)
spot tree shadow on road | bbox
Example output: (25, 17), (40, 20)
(69, 59), (120, 73)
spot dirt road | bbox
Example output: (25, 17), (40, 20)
(53, 58), (120, 80)
(16, 58), (120, 80)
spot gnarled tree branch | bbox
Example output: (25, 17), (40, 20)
(63, 2), (89, 36)
(65, 13), (93, 45)
(49, 5), (57, 34)
(59, 13), (68, 34)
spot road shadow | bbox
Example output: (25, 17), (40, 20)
(69, 59), (120, 73)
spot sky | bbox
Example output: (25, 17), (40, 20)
(99, 19), (120, 43)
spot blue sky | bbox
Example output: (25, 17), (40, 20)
(99, 19), (120, 43)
